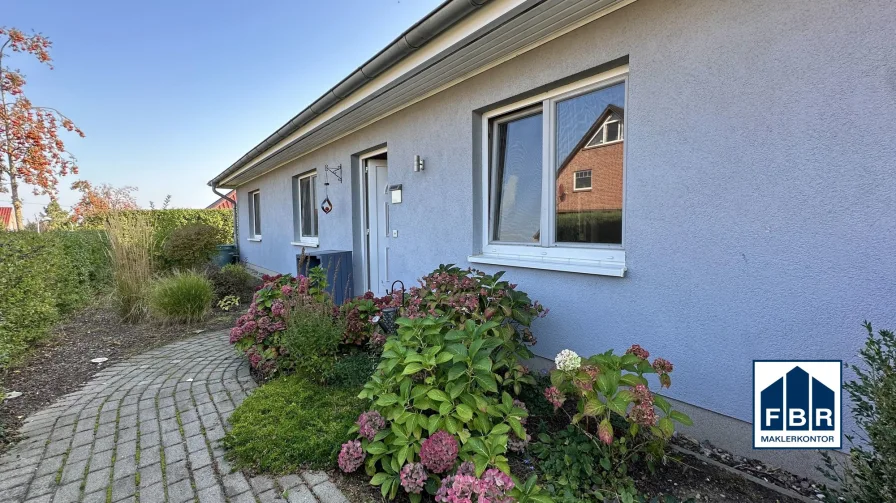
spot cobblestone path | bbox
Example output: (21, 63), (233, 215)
(0, 331), (349, 503)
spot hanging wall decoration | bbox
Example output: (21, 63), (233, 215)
(321, 164), (342, 214)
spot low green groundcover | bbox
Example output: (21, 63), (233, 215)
(223, 375), (364, 473)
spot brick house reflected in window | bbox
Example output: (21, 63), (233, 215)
(555, 105), (623, 244)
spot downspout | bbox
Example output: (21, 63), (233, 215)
(211, 183), (239, 256)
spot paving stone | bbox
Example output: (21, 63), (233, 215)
(50, 481), (80, 503)
(278, 474), (304, 491)
(60, 458), (88, 484)
(165, 460), (190, 484)
(231, 491), (260, 503)
(223, 472), (251, 497)
(25, 473), (57, 498)
(138, 481), (165, 503)
(286, 484), (317, 503)
(138, 463), (163, 487)
(84, 466), (112, 494)
(250, 475), (276, 493)
(301, 470), (329, 487)
(197, 484), (226, 503)
(193, 464), (217, 490)
(311, 481), (349, 503)
(111, 475), (136, 501)
(166, 478), (195, 503)
(188, 447), (212, 469)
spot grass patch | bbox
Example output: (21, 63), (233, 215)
(223, 375), (365, 473)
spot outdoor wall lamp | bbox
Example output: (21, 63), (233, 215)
(413, 154), (425, 172)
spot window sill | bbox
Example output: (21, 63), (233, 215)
(247, 237), (262, 242)
(291, 241), (319, 248)
(468, 253), (626, 277)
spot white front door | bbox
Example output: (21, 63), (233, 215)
(365, 158), (390, 295)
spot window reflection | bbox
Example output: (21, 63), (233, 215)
(555, 84), (624, 244)
(492, 111), (543, 243)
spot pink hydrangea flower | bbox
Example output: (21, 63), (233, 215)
(626, 344), (650, 359)
(631, 384), (654, 404)
(652, 357), (673, 374)
(435, 474), (478, 503)
(629, 401), (658, 426)
(420, 431), (458, 474)
(399, 462), (427, 494)
(544, 386), (564, 410)
(456, 461), (475, 477)
(478, 468), (514, 503)
(337, 440), (365, 473)
(280, 285), (293, 296)
(356, 411), (386, 441)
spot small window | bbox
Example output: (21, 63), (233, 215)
(585, 112), (624, 148)
(248, 190), (262, 239)
(574, 170), (592, 190)
(292, 172), (319, 245)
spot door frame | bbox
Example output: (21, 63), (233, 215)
(359, 147), (388, 294)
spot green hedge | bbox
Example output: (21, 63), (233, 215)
(0, 231), (111, 368)
(82, 209), (234, 246)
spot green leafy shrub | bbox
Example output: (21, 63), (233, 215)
(223, 374), (365, 473)
(229, 269), (328, 377)
(0, 230), (110, 367)
(538, 347), (692, 501)
(336, 265), (551, 500)
(531, 426), (607, 502)
(209, 263), (260, 303)
(820, 322), (896, 503)
(281, 300), (345, 383)
(148, 271), (214, 324)
(327, 353), (379, 388)
(217, 295), (240, 312)
(161, 223), (221, 270)
(82, 208), (233, 244)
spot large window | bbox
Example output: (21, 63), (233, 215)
(475, 67), (627, 276)
(292, 171), (319, 246)
(248, 190), (262, 240)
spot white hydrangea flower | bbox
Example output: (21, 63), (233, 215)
(555, 349), (582, 372)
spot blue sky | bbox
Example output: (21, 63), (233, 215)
(2, 0), (441, 217)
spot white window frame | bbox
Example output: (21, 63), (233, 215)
(470, 65), (628, 277)
(291, 170), (319, 247)
(573, 170), (593, 191)
(247, 190), (262, 241)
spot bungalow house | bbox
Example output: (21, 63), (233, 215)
(208, 0), (896, 480)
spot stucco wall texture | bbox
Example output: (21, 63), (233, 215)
(234, 0), (896, 435)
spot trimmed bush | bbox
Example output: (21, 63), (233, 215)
(209, 263), (259, 303)
(0, 230), (110, 368)
(148, 271), (214, 324)
(82, 208), (233, 244)
(161, 223), (221, 270)
(222, 375), (365, 473)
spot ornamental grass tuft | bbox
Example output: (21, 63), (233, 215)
(148, 270), (213, 324)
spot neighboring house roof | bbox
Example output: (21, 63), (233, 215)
(206, 191), (236, 209)
(0, 207), (13, 231)
(210, 0), (632, 188)
(557, 104), (624, 174)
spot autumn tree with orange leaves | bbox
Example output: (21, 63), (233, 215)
(0, 27), (84, 230)
(70, 180), (138, 222)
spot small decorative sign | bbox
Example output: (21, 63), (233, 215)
(321, 197), (333, 214)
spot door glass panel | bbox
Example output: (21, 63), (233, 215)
(555, 83), (624, 244)
(492, 112), (543, 243)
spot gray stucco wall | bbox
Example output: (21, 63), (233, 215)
(233, 0), (896, 465)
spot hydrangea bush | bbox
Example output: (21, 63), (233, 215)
(229, 268), (329, 377)
(338, 266), (552, 501)
(537, 345), (693, 500)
